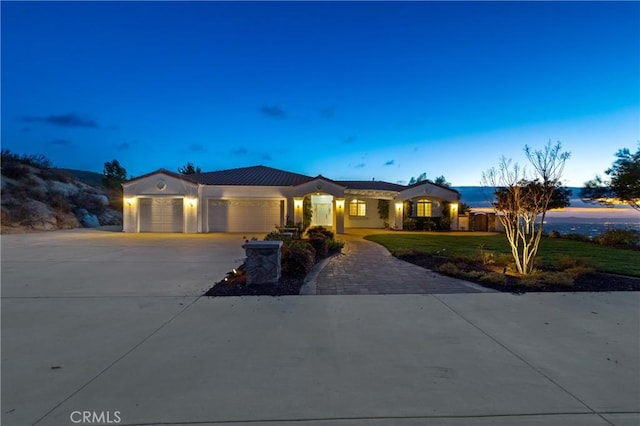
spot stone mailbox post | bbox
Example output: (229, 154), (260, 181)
(243, 240), (283, 285)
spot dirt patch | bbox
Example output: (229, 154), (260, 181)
(400, 254), (640, 293)
(204, 273), (305, 297)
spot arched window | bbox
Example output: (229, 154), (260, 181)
(349, 199), (367, 216)
(416, 199), (432, 217)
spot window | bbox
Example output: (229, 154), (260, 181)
(416, 199), (432, 217)
(349, 199), (367, 216)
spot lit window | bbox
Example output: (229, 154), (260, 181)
(349, 199), (367, 217)
(416, 199), (432, 217)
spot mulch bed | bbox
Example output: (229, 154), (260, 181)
(204, 273), (306, 297)
(400, 254), (640, 293)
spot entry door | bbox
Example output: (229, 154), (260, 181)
(314, 203), (332, 226)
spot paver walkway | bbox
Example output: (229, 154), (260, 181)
(310, 233), (494, 295)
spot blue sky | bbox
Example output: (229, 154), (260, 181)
(2, 1), (638, 186)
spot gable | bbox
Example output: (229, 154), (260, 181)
(123, 171), (198, 197)
(398, 182), (459, 202)
(293, 177), (346, 197)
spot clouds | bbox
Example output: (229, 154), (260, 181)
(384, 160), (395, 166)
(343, 135), (357, 144)
(232, 146), (249, 155)
(114, 142), (131, 151)
(320, 105), (335, 119)
(260, 105), (287, 119)
(21, 113), (98, 128)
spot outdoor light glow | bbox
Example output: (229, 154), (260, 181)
(396, 202), (403, 212)
(336, 199), (345, 210)
(124, 197), (135, 206)
(294, 199), (303, 209)
(188, 198), (197, 207)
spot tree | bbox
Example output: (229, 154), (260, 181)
(102, 159), (127, 191)
(178, 162), (202, 174)
(434, 175), (451, 187)
(482, 141), (571, 275)
(408, 172), (428, 185)
(580, 145), (640, 211)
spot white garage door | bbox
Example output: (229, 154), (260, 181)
(139, 198), (184, 232)
(208, 199), (282, 232)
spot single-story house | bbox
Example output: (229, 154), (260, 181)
(122, 165), (460, 234)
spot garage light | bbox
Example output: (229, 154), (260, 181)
(335, 199), (345, 210)
(124, 197), (135, 206)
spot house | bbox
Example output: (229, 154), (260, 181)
(122, 165), (460, 233)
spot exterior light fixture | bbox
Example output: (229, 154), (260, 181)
(294, 199), (303, 210)
(124, 197), (134, 206)
(335, 199), (345, 210)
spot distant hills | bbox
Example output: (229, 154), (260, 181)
(453, 186), (586, 208)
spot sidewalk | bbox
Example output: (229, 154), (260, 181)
(305, 232), (493, 295)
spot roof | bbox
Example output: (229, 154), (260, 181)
(125, 165), (459, 197)
(337, 180), (406, 192)
(189, 165), (313, 186)
(124, 168), (199, 185)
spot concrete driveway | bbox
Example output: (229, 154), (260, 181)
(2, 228), (639, 426)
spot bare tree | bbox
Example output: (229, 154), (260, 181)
(482, 142), (571, 275)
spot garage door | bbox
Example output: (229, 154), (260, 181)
(139, 198), (184, 232)
(208, 199), (282, 232)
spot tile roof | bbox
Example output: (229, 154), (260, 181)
(338, 180), (406, 192)
(189, 165), (314, 186)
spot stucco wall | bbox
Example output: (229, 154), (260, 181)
(344, 198), (385, 228)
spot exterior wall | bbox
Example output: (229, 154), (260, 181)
(344, 197), (385, 228)
(122, 173), (198, 233)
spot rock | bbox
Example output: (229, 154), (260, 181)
(48, 181), (81, 197)
(24, 200), (58, 231)
(98, 210), (123, 226)
(91, 194), (109, 207)
(76, 208), (100, 228)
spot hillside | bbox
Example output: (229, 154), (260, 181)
(1, 154), (122, 233)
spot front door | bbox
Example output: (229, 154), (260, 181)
(311, 195), (333, 227)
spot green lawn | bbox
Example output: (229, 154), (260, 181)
(364, 233), (640, 277)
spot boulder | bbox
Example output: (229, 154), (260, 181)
(76, 208), (100, 228)
(24, 200), (58, 231)
(98, 210), (123, 226)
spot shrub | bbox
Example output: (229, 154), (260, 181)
(306, 226), (334, 240)
(69, 192), (107, 215)
(564, 265), (596, 278)
(520, 271), (575, 287)
(308, 235), (329, 258)
(327, 239), (345, 253)
(594, 229), (640, 248)
(479, 272), (507, 285)
(264, 231), (293, 245)
(282, 240), (315, 275)
(2, 162), (27, 179)
(561, 233), (592, 243)
(549, 230), (561, 239)
(50, 193), (72, 214)
(437, 262), (462, 276)
(553, 255), (595, 271)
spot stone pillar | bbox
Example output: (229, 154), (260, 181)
(243, 241), (283, 285)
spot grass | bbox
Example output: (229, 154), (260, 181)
(364, 233), (640, 277)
